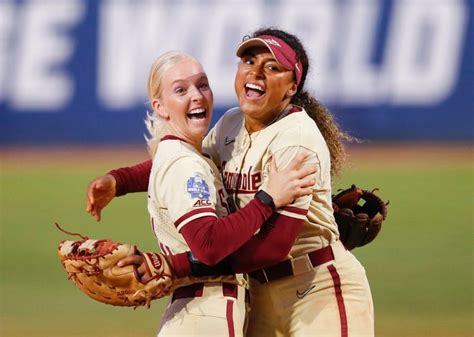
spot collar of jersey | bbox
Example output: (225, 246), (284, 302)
(160, 135), (188, 143)
(289, 104), (302, 114)
(159, 134), (209, 157)
(257, 104), (303, 131)
(267, 104), (302, 126)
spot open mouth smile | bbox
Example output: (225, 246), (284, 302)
(187, 108), (207, 120)
(245, 83), (266, 99)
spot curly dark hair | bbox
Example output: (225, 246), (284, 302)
(249, 27), (352, 177)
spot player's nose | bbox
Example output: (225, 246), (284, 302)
(189, 85), (205, 102)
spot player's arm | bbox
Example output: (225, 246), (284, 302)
(178, 198), (274, 266)
(169, 211), (304, 277)
(163, 154), (315, 266)
(85, 126), (220, 222)
(229, 213), (304, 272)
(116, 199), (278, 280)
(171, 146), (317, 276)
(108, 160), (152, 196)
(132, 148), (316, 279)
(85, 160), (152, 221)
(107, 126), (218, 198)
(229, 146), (318, 271)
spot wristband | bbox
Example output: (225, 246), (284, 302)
(187, 252), (234, 277)
(255, 189), (276, 210)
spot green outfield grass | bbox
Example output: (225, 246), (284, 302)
(1, 146), (472, 337)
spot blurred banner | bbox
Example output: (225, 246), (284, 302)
(1, 0), (472, 144)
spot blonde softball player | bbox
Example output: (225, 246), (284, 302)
(111, 51), (315, 337)
(87, 29), (374, 337)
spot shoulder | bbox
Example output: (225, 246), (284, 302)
(210, 107), (244, 148)
(152, 151), (213, 199)
(215, 107), (243, 130)
(153, 141), (208, 173)
(223, 106), (242, 119)
(271, 108), (323, 149)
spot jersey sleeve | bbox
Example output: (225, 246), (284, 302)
(155, 153), (275, 266)
(108, 159), (152, 196)
(155, 156), (219, 230)
(260, 145), (319, 219)
(168, 213), (304, 276)
(178, 198), (273, 266)
(229, 213), (304, 272)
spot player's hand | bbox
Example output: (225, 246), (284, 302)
(117, 254), (152, 282)
(265, 152), (317, 209)
(85, 174), (117, 221)
(117, 252), (174, 284)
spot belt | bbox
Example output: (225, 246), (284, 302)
(171, 282), (238, 303)
(249, 244), (336, 284)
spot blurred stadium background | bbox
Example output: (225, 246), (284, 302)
(1, 0), (472, 336)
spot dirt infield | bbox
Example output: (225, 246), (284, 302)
(1, 143), (471, 169)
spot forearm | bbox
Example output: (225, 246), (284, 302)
(179, 198), (273, 266)
(108, 160), (152, 196)
(229, 214), (304, 273)
(170, 213), (304, 277)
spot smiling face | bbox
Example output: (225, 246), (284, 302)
(234, 46), (297, 132)
(152, 59), (213, 149)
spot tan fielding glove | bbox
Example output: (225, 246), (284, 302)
(56, 224), (173, 308)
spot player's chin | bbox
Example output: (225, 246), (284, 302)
(187, 120), (210, 137)
(239, 97), (265, 115)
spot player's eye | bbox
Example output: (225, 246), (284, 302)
(242, 56), (254, 65)
(175, 87), (186, 95)
(266, 63), (281, 72)
(199, 82), (210, 90)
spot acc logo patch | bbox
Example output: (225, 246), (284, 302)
(187, 174), (210, 200)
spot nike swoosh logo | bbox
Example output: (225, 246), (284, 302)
(296, 285), (316, 299)
(224, 137), (235, 146)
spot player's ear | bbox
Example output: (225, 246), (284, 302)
(285, 83), (298, 99)
(152, 99), (169, 119)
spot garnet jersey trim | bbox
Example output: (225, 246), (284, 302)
(174, 207), (217, 231)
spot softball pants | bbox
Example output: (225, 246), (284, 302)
(157, 282), (247, 337)
(246, 240), (374, 337)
